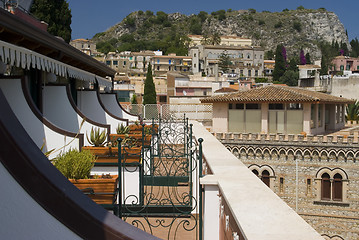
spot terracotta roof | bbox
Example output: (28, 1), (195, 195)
(214, 87), (238, 93)
(200, 85), (354, 104)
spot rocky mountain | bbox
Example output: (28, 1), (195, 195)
(92, 8), (349, 59)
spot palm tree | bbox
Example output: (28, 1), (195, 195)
(345, 100), (359, 121)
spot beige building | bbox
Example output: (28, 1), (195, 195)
(70, 39), (97, 56)
(201, 85), (353, 135)
(188, 35), (252, 47)
(152, 54), (192, 76)
(190, 45), (264, 78)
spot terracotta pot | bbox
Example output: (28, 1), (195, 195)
(128, 124), (143, 134)
(70, 176), (118, 205)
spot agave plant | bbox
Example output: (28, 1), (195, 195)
(116, 123), (130, 134)
(346, 100), (359, 121)
(86, 127), (107, 147)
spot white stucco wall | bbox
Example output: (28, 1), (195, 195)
(43, 86), (109, 146)
(100, 93), (138, 121)
(77, 91), (126, 133)
(0, 162), (81, 239)
(212, 103), (228, 132)
(0, 79), (79, 158)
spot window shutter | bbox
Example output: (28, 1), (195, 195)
(321, 173), (331, 200)
(333, 173), (343, 201)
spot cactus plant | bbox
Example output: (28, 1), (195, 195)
(86, 127), (107, 147)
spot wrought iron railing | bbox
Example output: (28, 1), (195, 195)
(112, 116), (203, 239)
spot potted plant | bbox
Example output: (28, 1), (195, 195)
(53, 149), (118, 205)
(128, 120), (143, 134)
(82, 127), (114, 156)
(110, 123), (151, 147)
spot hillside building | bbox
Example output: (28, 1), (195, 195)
(189, 45), (264, 78)
(70, 38), (97, 56)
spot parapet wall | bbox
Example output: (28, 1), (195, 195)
(214, 132), (359, 145)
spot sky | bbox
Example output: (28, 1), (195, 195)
(68, 0), (359, 42)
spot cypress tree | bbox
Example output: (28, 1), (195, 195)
(272, 44), (287, 82)
(143, 63), (157, 105)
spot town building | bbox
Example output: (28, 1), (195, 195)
(70, 38), (97, 56)
(201, 85), (353, 135)
(221, 133), (359, 240)
(188, 35), (252, 47)
(330, 55), (359, 74)
(151, 53), (192, 76)
(189, 45), (264, 78)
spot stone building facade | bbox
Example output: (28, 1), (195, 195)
(216, 132), (359, 240)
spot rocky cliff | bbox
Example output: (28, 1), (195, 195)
(92, 8), (349, 59)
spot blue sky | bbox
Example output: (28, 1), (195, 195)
(68, 0), (359, 41)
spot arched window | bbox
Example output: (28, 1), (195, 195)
(261, 170), (270, 187)
(321, 173), (331, 200)
(332, 173), (343, 201)
(252, 169), (259, 176)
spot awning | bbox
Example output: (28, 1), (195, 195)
(96, 76), (112, 88)
(67, 65), (96, 83)
(0, 39), (110, 86)
(0, 39), (67, 77)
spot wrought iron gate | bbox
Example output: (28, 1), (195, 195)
(117, 116), (202, 239)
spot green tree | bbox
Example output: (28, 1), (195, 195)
(346, 101), (359, 121)
(30, 0), (72, 43)
(305, 53), (311, 64)
(279, 70), (299, 86)
(218, 51), (231, 73)
(272, 44), (287, 81)
(143, 63), (156, 105)
(350, 38), (359, 57)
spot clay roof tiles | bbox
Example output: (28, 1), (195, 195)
(200, 85), (354, 104)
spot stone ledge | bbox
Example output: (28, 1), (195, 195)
(313, 200), (350, 207)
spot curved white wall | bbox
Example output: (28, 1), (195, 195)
(77, 91), (126, 133)
(43, 86), (109, 146)
(0, 79), (80, 158)
(100, 93), (138, 121)
(0, 161), (81, 239)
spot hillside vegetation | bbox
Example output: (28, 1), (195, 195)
(92, 8), (349, 60)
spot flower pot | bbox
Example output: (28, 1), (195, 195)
(70, 175), (118, 205)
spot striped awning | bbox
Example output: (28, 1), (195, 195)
(0, 39), (110, 87)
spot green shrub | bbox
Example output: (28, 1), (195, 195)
(293, 21), (302, 32)
(258, 20), (265, 25)
(53, 149), (95, 180)
(274, 21), (283, 28)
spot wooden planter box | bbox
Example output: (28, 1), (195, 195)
(110, 134), (151, 146)
(128, 124), (143, 134)
(70, 176), (118, 205)
(82, 146), (117, 157)
(82, 146), (142, 164)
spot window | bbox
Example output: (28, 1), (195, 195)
(169, 60), (171, 64)
(321, 173), (343, 201)
(333, 173), (343, 201)
(229, 103), (233, 109)
(340, 65), (344, 71)
(106, 60), (111, 65)
(280, 177), (284, 193)
(306, 179), (311, 195)
(252, 169), (259, 176)
(346, 64), (350, 70)
(255, 70), (258, 76)
(123, 61), (126, 66)
(321, 173), (331, 200)
(194, 53), (197, 57)
(287, 103), (302, 110)
(262, 170), (270, 187)
(269, 104), (284, 110)
(247, 54), (251, 59)
(157, 66), (160, 71)
(240, 70), (243, 75)
(157, 59), (160, 64)
(113, 60), (118, 65)
(235, 104), (244, 109)
(246, 104), (260, 109)
(248, 70), (251, 76)
(194, 63), (197, 68)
